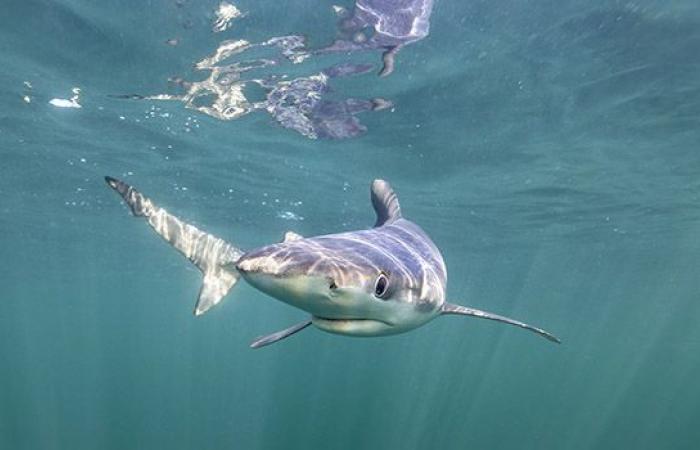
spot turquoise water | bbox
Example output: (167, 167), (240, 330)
(2, 0), (700, 449)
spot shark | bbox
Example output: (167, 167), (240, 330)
(105, 176), (560, 348)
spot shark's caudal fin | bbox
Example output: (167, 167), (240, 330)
(105, 176), (244, 316)
(441, 303), (561, 344)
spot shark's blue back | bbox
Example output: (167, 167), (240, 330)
(305, 219), (446, 297)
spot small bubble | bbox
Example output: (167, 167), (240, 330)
(277, 210), (304, 221)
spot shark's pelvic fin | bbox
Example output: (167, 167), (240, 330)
(283, 231), (303, 242)
(371, 179), (402, 227)
(105, 176), (244, 316)
(441, 303), (561, 344)
(250, 319), (312, 349)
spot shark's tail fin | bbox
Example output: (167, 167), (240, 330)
(105, 176), (244, 316)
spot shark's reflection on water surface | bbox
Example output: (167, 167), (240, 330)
(118, 0), (434, 139)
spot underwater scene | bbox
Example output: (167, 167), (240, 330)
(1, 0), (700, 449)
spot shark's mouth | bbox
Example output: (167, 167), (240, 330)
(311, 316), (394, 336)
(313, 316), (392, 326)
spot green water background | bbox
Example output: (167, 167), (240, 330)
(1, 0), (699, 449)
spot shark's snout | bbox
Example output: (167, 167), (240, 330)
(235, 252), (284, 277)
(234, 256), (258, 274)
(235, 247), (342, 319)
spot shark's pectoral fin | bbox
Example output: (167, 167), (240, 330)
(441, 303), (561, 344)
(250, 319), (313, 349)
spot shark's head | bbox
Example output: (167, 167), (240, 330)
(235, 231), (445, 336)
(235, 180), (446, 337)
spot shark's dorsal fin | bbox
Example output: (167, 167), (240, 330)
(371, 179), (402, 227)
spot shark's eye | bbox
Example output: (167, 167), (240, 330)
(329, 280), (337, 290)
(374, 273), (390, 299)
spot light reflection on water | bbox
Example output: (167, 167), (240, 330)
(119, 0), (434, 139)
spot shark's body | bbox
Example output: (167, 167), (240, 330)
(105, 177), (559, 348)
(238, 215), (446, 337)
